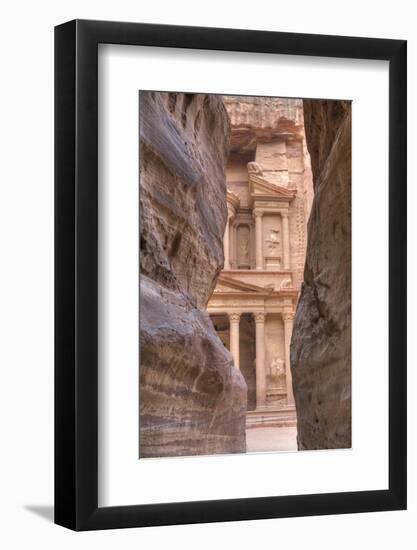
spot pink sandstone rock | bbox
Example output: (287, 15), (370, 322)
(139, 92), (247, 458)
(291, 100), (352, 450)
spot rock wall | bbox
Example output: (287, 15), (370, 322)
(291, 100), (352, 450)
(223, 95), (305, 154)
(139, 92), (247, 458)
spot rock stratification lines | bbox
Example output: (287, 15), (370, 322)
(291, 100), (352, 450)
(139, 92), (247, 458)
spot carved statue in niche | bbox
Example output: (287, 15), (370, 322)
(267, 356), (286, 387)
(237, 225), (250, 268)
(239, 240), (249, 259)
(266, 229), (281, 253)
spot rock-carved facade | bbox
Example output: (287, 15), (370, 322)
(207, 96), (313, 426)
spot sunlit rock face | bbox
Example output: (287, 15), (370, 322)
(291, 100), (352, 450)
(139, 92), (247, 458)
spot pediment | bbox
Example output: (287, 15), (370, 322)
(213, 283), (242, 293)
(249, 174), (296, 200)
(213, 275), (273, 295)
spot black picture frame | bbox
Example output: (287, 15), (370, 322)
(55, 19), (407, 531)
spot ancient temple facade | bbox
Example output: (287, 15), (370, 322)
(207, 96), (314, 427)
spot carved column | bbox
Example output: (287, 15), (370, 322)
(283, 311), (295, 406)
(231, 223), (237, 269)
(254, 311), (267, 408)
(254, 209), (264, 270)
(224, 215), (230, 270)
(282, 212), (290, 269)
(228, 312), (241, 369)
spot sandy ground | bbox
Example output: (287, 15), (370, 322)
(246, 426), (298, 453)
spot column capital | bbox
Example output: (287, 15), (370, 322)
(253, 311), (266, 323)
(253, 208), (264, 219)
(228, 312), (241, 322)
(281, 211), (289, 219)
(282, 311), (294, 322)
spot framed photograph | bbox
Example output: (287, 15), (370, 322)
(55, 19), (406, 530)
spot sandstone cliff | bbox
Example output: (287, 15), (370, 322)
(223, 96), (304, 153)
(291, 100), (352, 450)
(139, 92), (247, 458)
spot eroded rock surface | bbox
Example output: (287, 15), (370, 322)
(291, 100), (352, 450)
(224, 96), (305, 154)
(139, 92), (247, 458)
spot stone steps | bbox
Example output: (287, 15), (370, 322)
(246, 406), (297, 428)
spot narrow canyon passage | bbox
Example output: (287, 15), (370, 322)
(139, 91), (351, 458)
